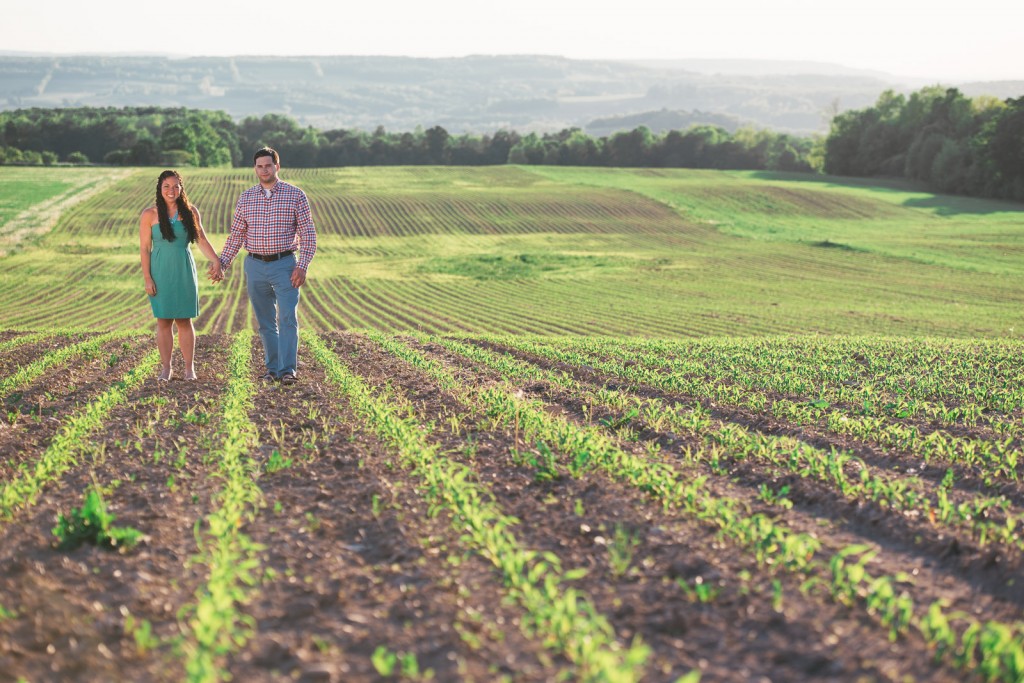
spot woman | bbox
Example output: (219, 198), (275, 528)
(139, 170), (222, 381)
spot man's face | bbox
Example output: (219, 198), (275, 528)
(255, 156), (280, 184)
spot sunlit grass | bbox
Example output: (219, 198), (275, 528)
(2, 165), (1022, 337)
(527, 167), (1024, 275)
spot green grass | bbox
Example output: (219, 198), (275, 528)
(526, 167), (1024, 276)
(0, 165), (1022, 338)
(0, 179), (74, 227)
(0, 166), (135, 258)
(0, 167), (112, 227)
(417, 251), (655, 280)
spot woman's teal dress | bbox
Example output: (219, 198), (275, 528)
(148, 215), (199, 319)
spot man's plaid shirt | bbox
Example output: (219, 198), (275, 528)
(220, 181), (317, 271)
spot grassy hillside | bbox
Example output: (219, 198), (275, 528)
(0, 166), (1021, 337)
(0, 166), (131, 257)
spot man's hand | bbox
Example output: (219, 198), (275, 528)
(208, 261), (224, 283)
(291, 267), (306, 288)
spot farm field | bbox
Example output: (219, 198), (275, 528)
(1, 330), (1024, 681)
(0, 167), (133, 258)
(0, 165), (1022, 337)
(1, 165), (1024, 681)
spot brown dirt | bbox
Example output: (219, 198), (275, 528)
(464, 339), (1024, 613)
(0, 330), (1016, 682)
(0, 334), (151, 481)
(0, 336), (230, 682)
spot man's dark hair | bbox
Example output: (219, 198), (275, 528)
(254, 147), (279, 165)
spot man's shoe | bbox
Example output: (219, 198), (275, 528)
(280, 371), (297, 385)
(259, 371), (278, 382)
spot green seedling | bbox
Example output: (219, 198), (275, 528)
(53, 488), (142, 551)
(677, 576), (719, 604)
(265, 450), (294, 473)
(372, 645), (398, 676)
(371, 645), (430, 679)
(124, 612), (159, 654)
(599, 407), (639, 431)
(771, 579), (784, 612)
(757, 483), (794, 509)
(607, 524), (640, 578)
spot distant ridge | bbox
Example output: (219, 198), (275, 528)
(586, 109), (747, 136)
(626, 58), (894, 80)
(957, 80), (1024, 100)
(1, 54), (1016, 135)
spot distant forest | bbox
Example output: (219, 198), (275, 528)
(0, 106), (815, 173)
(2, 85), (1022, 200)
(825, 87), (1024, 200)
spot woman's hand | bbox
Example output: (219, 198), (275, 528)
(144, 276), (157, 296)
(207, 261), (223, 283)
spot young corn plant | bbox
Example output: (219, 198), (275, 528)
(52, 487), (143, 551)
(123, 611), (160, 655)
(677, 576), (719, 604)
(606, 525), (640, 578)
(307, 330), (653, 683)
(0, 349), (160, 519)
(179, 329), (265, 683)
(264, 450), (293, 473)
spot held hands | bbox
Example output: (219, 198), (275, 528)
(291, 267), (306, 288)
(207, 261), (224, 284)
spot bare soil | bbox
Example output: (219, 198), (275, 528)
(0, 330), (1018, 682)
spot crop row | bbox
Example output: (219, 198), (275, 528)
(570, 335), (1024, 424)
(52, 168), (685, 241)
(4, 329), (1023, 681)
(0, 347), (160, 517)
(359, 332), (1024, 680)
(306, 330), (657, 682)
(512, 336), (1024, 485)
(179, 329), (264, 682)
(438, 336), (1022, 551)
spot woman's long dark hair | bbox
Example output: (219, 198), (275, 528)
(155, 170), (198, 243)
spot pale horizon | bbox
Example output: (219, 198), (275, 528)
(3, 0), (1022, 83)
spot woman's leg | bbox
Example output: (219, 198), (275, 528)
(176, 318), (196, 379)
(157, 318), (174, 380)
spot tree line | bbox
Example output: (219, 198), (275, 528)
(1, 87), (1022, 201)
(0, 106), (814, 173)
(825, 86), (1024, 201)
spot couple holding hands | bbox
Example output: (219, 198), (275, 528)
(138, 147), (317, 385)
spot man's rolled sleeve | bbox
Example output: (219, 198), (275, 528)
(219, 197), (248, 268)
(295, 192), (317, 271)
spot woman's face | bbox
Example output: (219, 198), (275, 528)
(161, 177), (182, 204)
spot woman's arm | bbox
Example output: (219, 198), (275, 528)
(192, 206), (223, 282)
(139, 208), (156, 296)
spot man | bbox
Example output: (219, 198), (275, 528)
(219, 147), (317, 385)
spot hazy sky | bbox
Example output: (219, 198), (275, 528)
(4, 0), (1021, 81)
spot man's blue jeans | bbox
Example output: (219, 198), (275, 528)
(244, 253), (300, 376)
